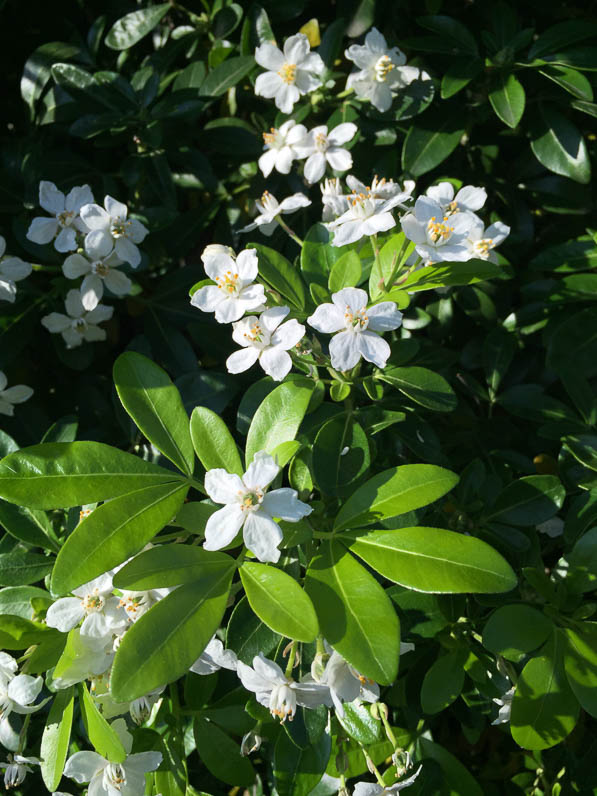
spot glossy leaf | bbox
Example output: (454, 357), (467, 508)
(563, 623), (597, 718)
(0, 502), (58, 551)
(190, 406), (243, 476)
(530, 105), (591, 184)
(114, 352), (194, 476)
(240, 561), (318, 642)
(114, 546), (234, 590)
(421, 651), (466, 714)
(79, 683), (126, 762)
(376, 366), (457, 412)
(105, 4), (170, 50)
(201, 56), (255, 96)
(486, 475), (565, 525)
(312, 415), (370, 497)
(40, 686), (74, 791)
(194, 716), (255, 785)
(248, 242), (306, 309)
(0, 553), (53, 586)
(489, 73), (525, 128)
(328, 251), (362, 293)
(274, 722), (331, 796)
(483, 605), (554, 662)
(402, 110), (465, 176)
(226, 595), (280, 664)
(334, 464), (459, 531)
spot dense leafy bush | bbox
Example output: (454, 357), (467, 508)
(0, 1), (596, 794)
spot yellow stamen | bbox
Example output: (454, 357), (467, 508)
(278, 63), (297, 84)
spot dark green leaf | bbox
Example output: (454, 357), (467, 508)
(530, 105), (591, 184)
(201, 56), (255, 96)
(377, 366), (457, 412)
(194, 716), (255, 786)
(486, 475), (565, 525)
(113, 546), (234, 590)
(105, 5), (170, 50)
(489, 73), (525, 128)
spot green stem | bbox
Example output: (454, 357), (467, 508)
(17, 714), (31, 754)
(276, 216), (304, 247)
(384, 238), (410, 290)
(378, 703), (397, 748)
(285, 641), (297, 678)
(359, 742), (386, 787)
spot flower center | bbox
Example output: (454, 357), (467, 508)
(344, 305), (369, 331)
(262, 127), (279, 147)
(447, 199), (459, 215)
(314, 132), (328, 152)
(215, 270), (240, 296)
(269, 683), (297, 722)
(239, 489), (264, 511)
(427, 216), (454, 244)
(119, 592), (150, 619)
(277, 63), (297, 84)
(104, 763), (126, 790)
(473, 238), (493, 258)
(374, 55), (394, 82)
(111, 219), (131, 238)
(348, 191), (375, 219)
(243, 322), (270, 347)
(81, 589), (105, 614)
(260, 190), (279, 215)
(73, 318), (87, 333)
(92, 261), (110, 277)
(57, 210), (75, 227)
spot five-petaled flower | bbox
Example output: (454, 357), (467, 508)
(0, 236), (32, 303)
(0, 754), (40, 790)
(296, 123), (358, 184)
(425, 181), (487, 220)
(345, 28), (423, 113)
(240, 191), (311, 237)
(80, 196), (148, 268)
(203, 451), (312, 563)
(259, 119), (308, 177)
(26, 181), (93, 252)
(191, 248), (266, 323)
(237, 653), (331, 722)
(226, 306), (305, 381)
(0, 372), (33, 417)
(255, 33), (325, 114)
(41, 289), (114, 348)
(63, 249), (131, 311)
(328, 185), (410, 247)
(308, 287), (402, 372)
(401, 196), (474, 264)
(466, 219), (510, 262)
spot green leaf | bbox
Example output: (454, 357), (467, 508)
(540, 65), (594, 100)
(194, 716), (255, 786)
(334, 464), (459, 531)
(114, 546), (235, 590)
(548, 307), (597, 376)
(79, 683), (126, 762)
(564, 434), (597, 472)
(528, 19), (597, 59)
(226, 595), (280, 664)
(190, 407), (243, 476)
(240, 561), (318, 642)
(40, 686), (74, 791)
(417, 15), (478, 55)
(441, 58), (483, 98)
(347, 527), (517, 594)
(417, 738), (483, 796)
(248, 242), (306, 309)
(200, 56), (255, 96)
(105, 4), (170, 50)
(312, 415), (370, 497)
(111, 561), (234, 701)
(0, 615), (58, 649)
(0, 502), (58, 551)
(530, 105), (591, 184)
(402, 110), (465, 177)
(483, 328), (516, 394)
(483, 605), (554, 662)
(396, 259), (507, 293)
(563, 623), (597, 717)
(0, 586), (49, 619)
(301, 224), (345, 288)
(114, 352), (194, 476)
(0, 553), (53, 586)
(489, 73), (525, 128)
(328, 251), (362, 293)
(421, 650), (466, 714)
(376, 366), (457, 412)
(51, 482), (188, 595)
(274, 722), (330, 796)
(337, 701), (382, 745)
(0, 442), (182, 510)
(485, 475), (565, 525)
(305, 541), (400, 684)
(20, 41), (80, 116)
(175, 501), (217, 533)
(245, 379), (314, 466)
(511, 631), (580, 750)
(567, 527), (597, 592)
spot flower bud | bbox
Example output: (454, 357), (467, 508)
(310, 651), (330, 682)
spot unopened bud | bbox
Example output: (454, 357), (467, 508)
(366, 756), (376, 774)
(241, 731), (262, 756)
(310, 651), (330, 682)
(369, 702), (380, 720)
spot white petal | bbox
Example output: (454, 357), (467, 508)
(204, 470), (244, 504)
(0, 386), (33, 405)
(0, 257), (31, 281)
(307, 303), (345, 333)
(104, 196), (128, 221)
(258, 149), (277, 178)
(214, 296), (247, 324)
(353, 783), (382, 796)
(293, 681), (333, 709)
(0, 280), (16, 303)
(332, 287), (368, 314)
(236, 660), (275, 695)
(0, 399), (14, 416)
(243, 451), (279, 490)
(115, 237), (140, 267)
(455, 185), (487, 212)
(80, 203), (110, 231)
(278, 193), (311, 214)
(227, 347), (260, 374)
(284, 34), (310, 64)
(236, 249), (259, 282)
(295, 69), (322, 93)
(253, 652), (286, 683)
(255, 71), (283, 99)
(237, 284), (266, 311)
(127, 218), (148, 244)
(62, 328), (84, 348)
(41, 312), (71, 333)
(46, 597), (84, 632)
(62, 254), (91, 279)
(84, 229), (114, 259)
(259, 348), (292, 381)
(360, 212), (396, 236)
(124, 751), (162, 776)
(275, 83), (300, 114)
(64, 751), (105, 783)
(85, 304), (113, 325)
(328, 123), (358, 146)
(243, 512), (282, 563)
(485, 221), (510, 246)
(426, 182), (453, 206)
(65, 184), (94, 213)
(104, 267), (132, 296)
(26, 216), (58, 245)
(54, 226), (77, 253)
(270, 318), (304, 349)
(39, 181), (64, 215)
(274, 146), (295, 174)
(64, 289), (85, 318)
(329, 330), (361, 371)
(7, 675), (42, 706)
(367, 302), (403, 332)
(261, 488), (312, 521)
(326, 147), (352, 173)
(260, 306), (290, 334)
(358, 331), (391, 368)
(191, 284), (223, 314)
(255, 43), (285, 71)
(0, 372), (6, 391)
(80, 274), (102, 311)
(304, 153), (326, 184)
(203, 504), (245, 551)
(401, 214), (426, 244)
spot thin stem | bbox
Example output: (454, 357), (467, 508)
(378, 703), (397, 748)
(384, 238), (410, 290)
(285, 641), (297, 678)
(17, 714), (31, 754)
(276, 216), (304, 247)
(359, 742), (386, 787)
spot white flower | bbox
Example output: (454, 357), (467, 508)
(237, 653), (331, 722)
(295, 123), (358, 184)
(0, 754), (40, 789)
(26, 181), (93, 252)
(401, 196), (474, 264)
(201, 244), (235, 266)
(227, 307), (305, 381)
(492, 686), (515, 725)
(255, 33), (325, 114)
(0, 372), (33, 417)
(346, 175), (415, 201)
(0, 655), (17, 683)
(79, 196), (148, 268)
(345, 28), (423, 112)
(190, 637), (239, 675)
(64, 718), (162, 796)
(0, 671), (46, 725)
(259, 120), (308, 177)
(425, 182), (487, 219)
(321, 178), (349, 222)
(0, 237), (32, 303)
(537, 517), (564, 538)
(320, 649), (379, 717)
(308, 287), (402, 371)
(118, 588), (172, 622)
(240, 730), (262, 756)
(465, 220), (510, 263)
(46, 572), (127, 645)
(52, 631), (114, 690)
(41, 289), (114, 348)
(240, 191), (311, 236)
(328, 186), (410, 247)
(353, 766), (422, 795)
(203, 451), (312, 563)
(63, 250), (131, 311)
(191, 248), (265, 323)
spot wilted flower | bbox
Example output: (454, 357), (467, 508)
(308, 287), (402, 371)
(190, 248), (266, 323)
(0, 754), (40, 789)
(296, 123), (358, 184)
(226, 306), (305, 381)
(80, 196), (148, 268)
(259, 119), (308, 177)
(492, 686), (515, 725)
(41, 289), (113, 348)
(62, 250), (131, 311)
(0, 236), (32, 303)
(237, 653), (331, 722)
(347, 175), (415, 201)
(0, 372), (33, 417)
(26, 181), (93, 252)
(401, 196), (474, 264)
(203, 451), (312, 563)
(240, 730), (263, 756)
(345, 28), (423, 112)
(240, 191), (311, 236)
(255, 33), (325, 114)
